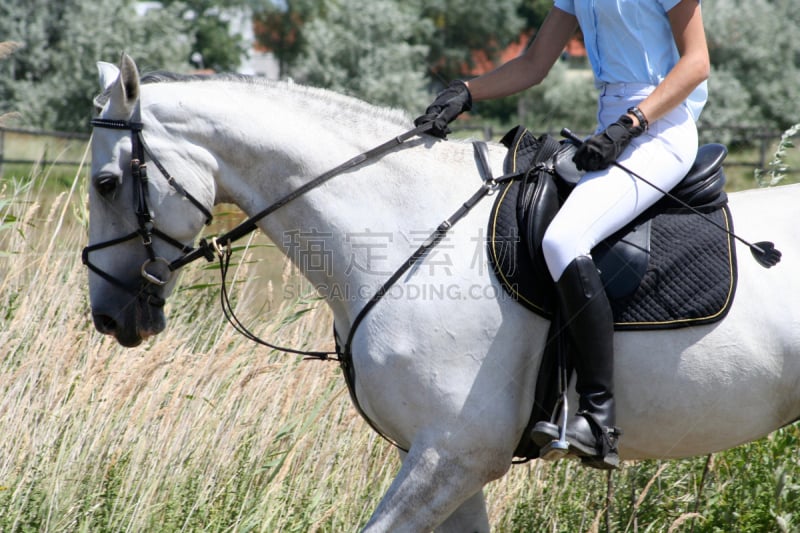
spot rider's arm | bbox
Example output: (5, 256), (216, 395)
(466, 8), (578, 101)
(629, 0), (710, 128)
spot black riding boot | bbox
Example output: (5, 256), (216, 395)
(532, 255), (621, 469)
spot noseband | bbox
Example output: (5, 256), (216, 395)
(82, 118), (214, 302)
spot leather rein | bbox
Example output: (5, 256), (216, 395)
(84, 118), (520, 360)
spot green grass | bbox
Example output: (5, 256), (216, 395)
(1, 129), (91, 190)
(0, 164), (402, 532)
(1, 142), (798, 531)
(497, 427), (800, 532)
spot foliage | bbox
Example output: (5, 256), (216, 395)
(0, 41), (21, 125)
(518, 0), (553, 30)
(416, 0), (526, 84)
(289, 0), (434, 112)
(251, 0), (798, 135)
(455, 60), (596, 135)
(516, 62), (596, 134)
(1, 0), (797, 134)
(159, 0), (250, 72)
(0, 0), (190, 132)
(252, 0), (318, 78)
(696, 69), (760, 147)
(701, 0), (800, 131)
(501, 426), (800, 532)
(468, 0), (800, 136)
(254, 0), (525, 111)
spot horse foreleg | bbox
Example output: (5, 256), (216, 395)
(362, 441), (503, 533)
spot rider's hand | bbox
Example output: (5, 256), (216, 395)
(573, 115), (644, 171)
(414, 80), (472, 139)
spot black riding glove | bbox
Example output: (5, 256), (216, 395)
(573, 115), (644, 171)
(414, 80), (472, 138)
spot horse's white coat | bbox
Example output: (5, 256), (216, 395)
(88, 56), (800, 532)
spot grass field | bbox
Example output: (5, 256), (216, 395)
(1, 139), (799, 531)
(0, 129), (89, 190)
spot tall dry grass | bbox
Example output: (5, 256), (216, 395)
(1, 158), (799, 532)
(0, 165), (401, 531)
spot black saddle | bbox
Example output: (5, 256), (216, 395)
(488, 126), (737, 330)
(490, 127), (739, 462)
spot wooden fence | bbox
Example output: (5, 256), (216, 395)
(0, 126), (90, 177)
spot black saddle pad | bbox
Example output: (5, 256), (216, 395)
(488, 139), (739, 331)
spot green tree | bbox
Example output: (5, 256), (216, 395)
(160, 0), (250, 72)
(480, 0), (800, 135)
(253, 0), (318, 78)
(517, 62), (596, 134)
(418, 0), (526, 84)
(254, 0), (526, 111)
(518, 0), (553, 29)
(0, 0), (189, 131)
(701, 0), (800, 131)
(289, 0), (433, 112)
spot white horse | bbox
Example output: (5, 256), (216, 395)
(86, 54), (800, 532)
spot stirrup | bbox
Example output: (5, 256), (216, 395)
(534, 313), (572, 462)
(536, 384), (571, 461)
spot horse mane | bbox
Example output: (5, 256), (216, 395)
(95, 70), (411, 128)
(140, 71), (251, 85)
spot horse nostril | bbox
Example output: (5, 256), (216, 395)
(93, 314), (118, 335)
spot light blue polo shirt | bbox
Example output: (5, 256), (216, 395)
(554, 0), (707, 120)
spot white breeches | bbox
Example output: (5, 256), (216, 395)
(542, 83), (699, 281)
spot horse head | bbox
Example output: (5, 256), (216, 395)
(86, 54), (215, 346)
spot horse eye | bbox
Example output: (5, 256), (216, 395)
(94, 174), (119, 196)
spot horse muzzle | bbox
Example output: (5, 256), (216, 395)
(91, 288), (167, 347)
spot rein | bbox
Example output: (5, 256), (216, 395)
(168, 122), (436, 272)
(215, 137), (517, 362)
(85, 117), (520, 362)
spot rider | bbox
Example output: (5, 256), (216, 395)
(415, 0), (710, 468)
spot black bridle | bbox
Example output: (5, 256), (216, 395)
(85, 118), (436, 283)
(82, 118), (214, 302)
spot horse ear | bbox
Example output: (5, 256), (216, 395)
(119, 53), (140, 103)
(97, 61), (119, 91)
(106, 53), (140, 117)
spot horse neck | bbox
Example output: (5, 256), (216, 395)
(143, 80), (493, 319)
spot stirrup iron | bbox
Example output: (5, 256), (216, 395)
(539, 388), (570, 461)
(539, 325), (571, 461)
